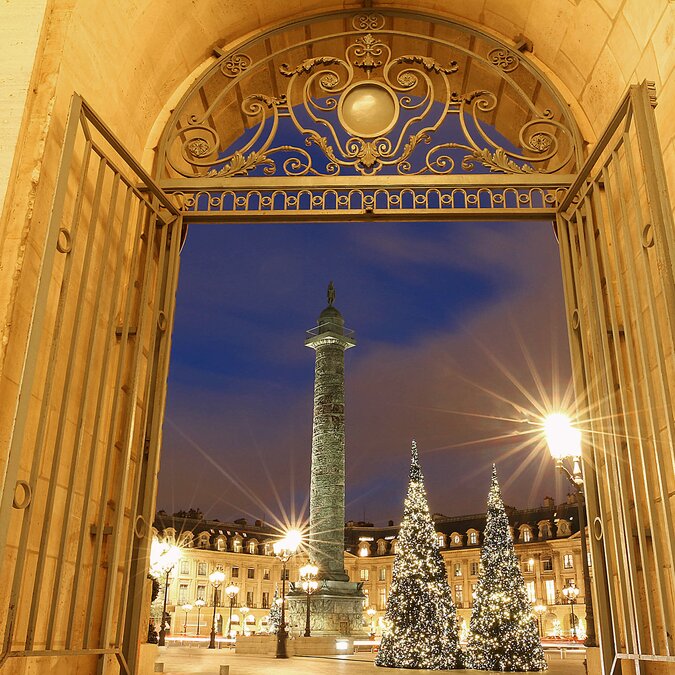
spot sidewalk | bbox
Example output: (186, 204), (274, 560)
(156, 647), (586, 675)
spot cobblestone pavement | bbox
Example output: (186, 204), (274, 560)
(156, 647), (586, 675)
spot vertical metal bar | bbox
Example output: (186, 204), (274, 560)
(25, 167), (121, 651)
(98, 211), (172, 653)
(631, 84), (675, 346)
(66, 198), (148, 650)
(121, 216), (183, 674)
(82, 207), (159, 648)
(620, 128), (675, 656)
(601, 156), (675, 656)
(556, 212), (616, 674)
(584, 180), (660, 652)
(571, 203), (641, 656)
(3, 126), (100, 657)
(0, 90), (83, 537)
(45, 183), (135, 648)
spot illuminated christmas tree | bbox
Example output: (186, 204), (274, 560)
(376, 440), (461, 670)
(268, 585), (282, 634)
(466, 465), (546, 671)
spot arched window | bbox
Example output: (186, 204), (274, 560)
(248, 539), (258, 554)
(468, 530), (478, 545)
(217, 537), (226, 551)
(436, 533), (446, 548)
(233, 537), (243, 553)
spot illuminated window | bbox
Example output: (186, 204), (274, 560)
(378, 588), (387, 610)
(545, 579), (556, 605)
(523, 528), (532, 543)
(233, 538), (242, 553)
(264, 543), (272, 555)
(454, 584), (463, 605)
(468, 531), (478, 545)
(248, 541), (256, 554)
(526, 581), (536, 603)
(470, 561), (479, 576)
(379, 567), (386, 581)
(217, 538), (226, 551)
(360, 568), (369, 581)
(587, 552), (592, 568)
(437, 534), (446, 548)
(454, 563), (462, 577)
(524, 558), (535, 573)
(563, 553), (574, 569)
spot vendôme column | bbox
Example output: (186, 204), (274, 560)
(287, 283), (365, 639)
(305, 281), (355, 581)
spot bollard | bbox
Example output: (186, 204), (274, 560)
(219, 666), (230, 675)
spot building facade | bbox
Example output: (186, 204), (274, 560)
(155, 496), (590, 640)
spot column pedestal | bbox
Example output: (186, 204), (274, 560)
(286, 580), (367, 637)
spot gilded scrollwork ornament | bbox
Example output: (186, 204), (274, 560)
(164, 11), (578, 180)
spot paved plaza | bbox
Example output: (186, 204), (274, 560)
(156, 647), (586, 675)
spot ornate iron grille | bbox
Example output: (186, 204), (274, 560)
(156, 9), (582, 220)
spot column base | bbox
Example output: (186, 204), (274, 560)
(286, 580), (367, 637)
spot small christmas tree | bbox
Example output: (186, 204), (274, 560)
(376, 440), (461, 670)
(466, 465), (547, 671)
(268, 585), (282, 634)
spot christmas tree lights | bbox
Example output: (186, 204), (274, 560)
(466, 465), (547, 671)
(376, 440), (461, 670)
(268, 586), (282, 634)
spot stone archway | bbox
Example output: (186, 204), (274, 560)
(0, 4), (674, 675)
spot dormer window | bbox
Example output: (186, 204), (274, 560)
(233, 538), (242, 553)
(217, 537), (226, 551)
(437, 534), (446, 548)
(468, 530), (478, 545)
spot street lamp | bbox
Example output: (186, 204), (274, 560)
(562, 581), (580, 639)
(181, 603), (193, 634)
(149, 540), (181, 647)
(225, 583), (240, 639)
(366, 606), (377, 638)
(208, 569), (226, 649)
(544, 413), (597, 647)
(240, 606), (250, 636)
(533, 602), (546, 638)
(273, 529), (302, 658)
(299, 563), (318, 637)
(194, 598), (205, 636)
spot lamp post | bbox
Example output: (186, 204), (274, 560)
(240, 606), (250, 636)
(208, 569), (226, 649)
(195, 598), (205, 636)
(562, 581), (580, 639)
(533, 602), (546, 638)
(544, 413), (597, 648)
(181, 603), (193, 635)
(299, 563), (318, 637)
(273, 529), (302, 658)
(367, 606), (377, 638)
(225, 583), (239, 639)
(149, 540), (182, 648)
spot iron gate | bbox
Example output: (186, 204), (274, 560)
(0, 95), (183, 673)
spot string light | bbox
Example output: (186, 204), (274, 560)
(466, 465), (547, 671)
(375, 440), (461, 669)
